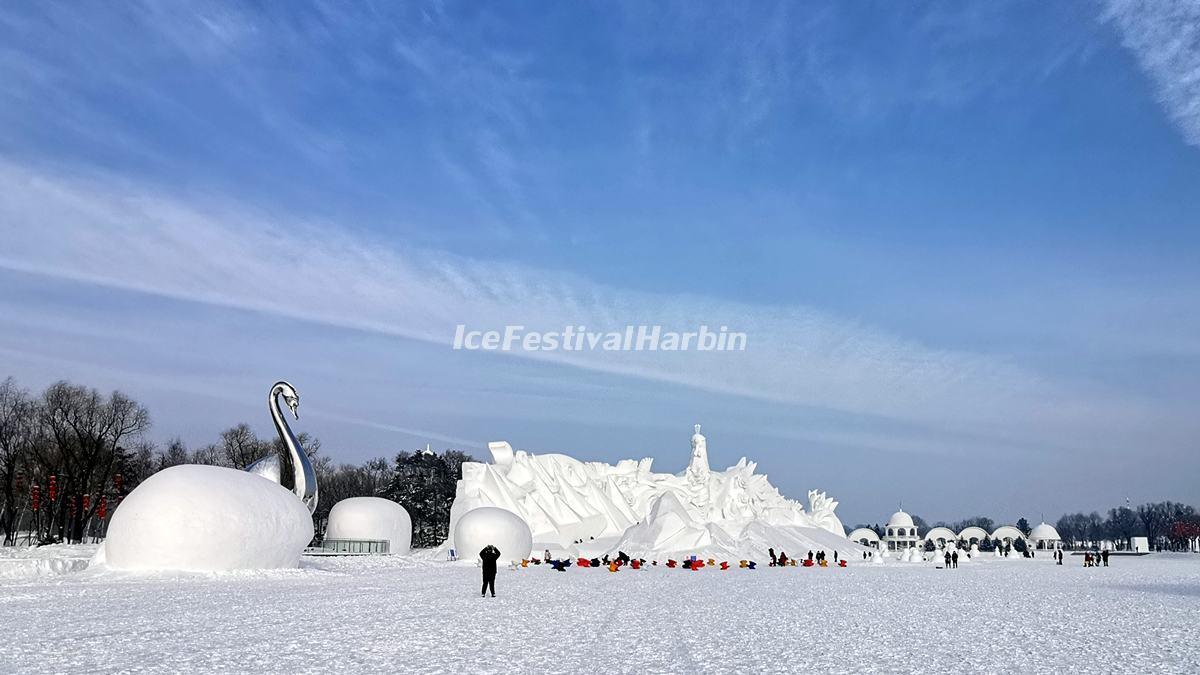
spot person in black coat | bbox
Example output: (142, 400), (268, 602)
(479, 544), (501, 597)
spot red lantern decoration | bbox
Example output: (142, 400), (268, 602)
(97, 496), (108, 520)
(82, 494), (91, 513)
(31, 484), (40, 512)
(48, 475), (58, 502)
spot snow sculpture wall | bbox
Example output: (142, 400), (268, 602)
(452, 507), (533, 564)
(448, 427), (865, 560)
(103, 465), (313, 572)
(325, 497), (412, 555)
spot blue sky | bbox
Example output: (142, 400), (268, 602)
(1, 1), (1198, 526)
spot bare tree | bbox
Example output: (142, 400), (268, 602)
(35, 381), (150, 542)
(0, 378), (37, 544)
(220, 424), (271, 470)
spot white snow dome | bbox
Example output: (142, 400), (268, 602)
(1028, 522), (1061, 550)
(887, 510), (915, 528)
(453, 507), (533, 564)
(324, 497), (412, 555)
(103, 465), (313, 572)
(1028, 522), (1060, 541)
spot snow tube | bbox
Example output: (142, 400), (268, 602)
(739, 560), (749, 568)
(577, 558), (591, 567)
(838, 560), (847, 567)
(667, 559), (678, 568)
(802, 559), (814, 567)
(720, 561), (729, 570)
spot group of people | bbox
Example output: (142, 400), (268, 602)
(941, 550), (960, 568)
(1082, 549), (1110, 567)
(478, 544), (854, 593)
(767, 547), (842, 568)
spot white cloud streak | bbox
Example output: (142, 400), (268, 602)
(1104, 0), (1200, 146)
(0, 158), (1158, 458)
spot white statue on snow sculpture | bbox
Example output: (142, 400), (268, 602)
(447, 425), (860, 559)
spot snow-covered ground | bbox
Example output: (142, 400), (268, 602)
(2, 546), (1198, 674)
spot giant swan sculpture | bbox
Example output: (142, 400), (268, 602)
(246, 381), (318, 514)
(96, 381), (316, 571)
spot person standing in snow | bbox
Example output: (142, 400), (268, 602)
(1102, 549), (1109, 567)
(479, 544), (501, 597)
(769, 548), (777, 566)
(943, 551), (952, 568)
(951, 550), (959, 568)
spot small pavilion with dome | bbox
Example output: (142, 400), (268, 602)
(882, 509), (921, 552)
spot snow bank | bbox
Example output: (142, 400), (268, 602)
(452, 507), (532, 563)
(102, 465), (313, 572)
(325, 497), (412, 555)
(0, 544), (97, 579)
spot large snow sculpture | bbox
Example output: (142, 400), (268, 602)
(448, 426), (865, 560)
(97, 381), (317, 572)
(325, 497), (412, 555)
(103, 465), (313, 571)
(452, 507), (533, 564)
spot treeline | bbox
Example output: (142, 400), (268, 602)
(1055, 502), (1198, 551)
(0, 377), (473, 548)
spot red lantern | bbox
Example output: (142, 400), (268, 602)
(97, 496), (108, 520)
(82, 494), (91, 513)
(48, 475), (58, 501)
(31, 484), (40, 512)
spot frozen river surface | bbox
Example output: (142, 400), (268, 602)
(1, 547), (1198, 674)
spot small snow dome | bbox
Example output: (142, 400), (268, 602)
(887, 510), (915, 529)
(325, 497), (412, 555)
(453, 507), (532, 564)
(1029, 522), (1060, 541)
(1027, 522), (1062, 550)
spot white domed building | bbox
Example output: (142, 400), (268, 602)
(1027, 522), (1062, 550)
(324, 497), (413, 555)
(883, 510), (921, 552)
(847, 527), (881, 548)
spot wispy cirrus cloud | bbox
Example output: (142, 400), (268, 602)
(0, 158), (1173, 459)
(1104, 0), (1200, 146)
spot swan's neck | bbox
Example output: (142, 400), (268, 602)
(270, 385), (318, 514)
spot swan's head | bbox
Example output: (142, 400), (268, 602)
(273, 381), (301, 419)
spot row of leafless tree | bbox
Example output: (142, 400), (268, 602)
(1, 376), (471, 547)
(1055, 502), (1199, 550)
(0, 377), (149, 544)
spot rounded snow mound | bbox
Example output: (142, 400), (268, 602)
(453, 507), (532, 564)
(325, 497), (412, 555)
(103, 465), (313, 572)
